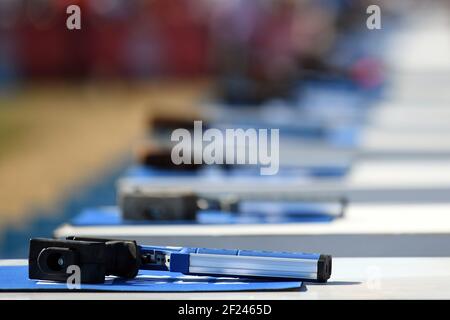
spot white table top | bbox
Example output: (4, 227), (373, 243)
(55, 203), (450, 238)
(53, 202), (450, 257)
(347, 160), (450, 188)
(2, 258), (449, 299)
(118, 160), (450, 199)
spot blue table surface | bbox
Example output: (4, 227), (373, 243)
(124, 163), (351, 179)
(70, 202), (343, 226)
(0, 265), (302, 292)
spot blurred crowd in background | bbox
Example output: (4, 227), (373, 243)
(0, 0), (417, 97)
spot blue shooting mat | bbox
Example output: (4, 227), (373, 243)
(326, 125), (361, 148)
(207, 121), (362, 147)
(124, 163), (350, 179)
(293, 79), (377, 120)
(0, 264), (302, 292)
(70, 201), (342, 226)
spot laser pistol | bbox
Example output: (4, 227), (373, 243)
(29, 237), (332, 284)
